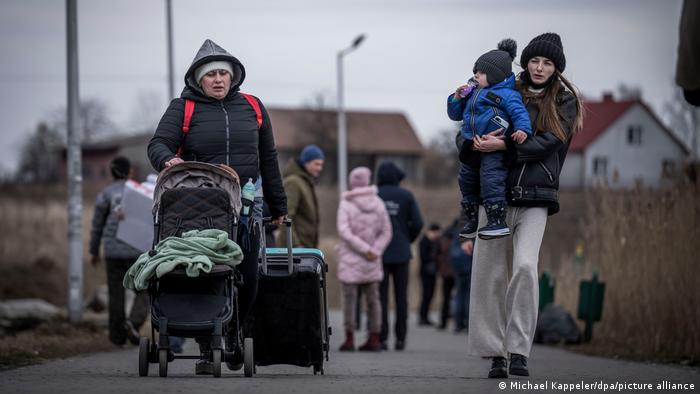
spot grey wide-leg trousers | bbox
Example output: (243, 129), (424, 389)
(467, 206), (548, 358)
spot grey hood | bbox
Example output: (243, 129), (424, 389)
(183, 39), (246, 99)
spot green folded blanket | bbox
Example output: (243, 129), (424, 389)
(123, 228), (244, 291)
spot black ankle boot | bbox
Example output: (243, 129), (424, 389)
(225, 333), (243, 371)
(488, 356), (508, 378)
(509, 353), (529, 376)
(459, 201), (479, 239)
(195, 340), (213, 375)
(478, 202), (509, 239)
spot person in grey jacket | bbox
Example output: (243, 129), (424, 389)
(89, 156), (149, 346)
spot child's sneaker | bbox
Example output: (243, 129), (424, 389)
(478, 202), (510, 239)
(459, 202), (479, 239)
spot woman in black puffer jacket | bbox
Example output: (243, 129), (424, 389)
(461, 32), (584, 379)
(148, 39), (286, 221)
(148, 39), (287, 374)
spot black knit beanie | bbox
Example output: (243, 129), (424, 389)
(473, 38), (517, 86)
(110, 156), (131, 179)
(520, 32), (566, 72)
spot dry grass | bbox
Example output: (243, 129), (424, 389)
(0, 318), (113, 370)
(0, 184), (106, 304)
(575, 183), (700, 363)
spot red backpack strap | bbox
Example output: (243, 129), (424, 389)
(176, 99), (196, 157)
(240, 92), (262, 130)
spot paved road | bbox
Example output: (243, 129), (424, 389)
(1, 311), (698, 394)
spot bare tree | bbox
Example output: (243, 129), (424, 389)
(49, 98), (116, 142)
(16, 122), (62, 183)
(129, 91), (166, 132)
(294, 92), (337, 154)
(664, 87), (700, 161)
(616, 83), (642, 100)
(423, 128), (461, 186)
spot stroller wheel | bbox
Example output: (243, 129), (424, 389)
(212, 349), (222, 378)
(244, 337), (254, 377)
(138, 338), (150, 377)
(158, 349), (168, 377)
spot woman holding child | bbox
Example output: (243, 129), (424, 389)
(452, 33), (584, 378)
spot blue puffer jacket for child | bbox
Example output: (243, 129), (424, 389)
(447, 73), (532, 140)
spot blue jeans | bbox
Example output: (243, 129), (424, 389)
(169, 336), (185, 353)
(458, 152), (507, 205)
(454, 273), (471, 329)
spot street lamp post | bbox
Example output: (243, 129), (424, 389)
(165, 0), (175, 100)
(65, 0), (83, 322)
(337, 34), (365, 196)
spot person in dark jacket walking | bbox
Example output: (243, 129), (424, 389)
(376, 161), (424, 350)
(450, 236), (473, 333)
(436, 219), (457, 330)
(89, 156), (149, 347)
(463, 32), (584, 379)
(417, 223), (441, 326)
(148, 39), (287, 374)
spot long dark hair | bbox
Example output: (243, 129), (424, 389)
(517, 70), (584, 142)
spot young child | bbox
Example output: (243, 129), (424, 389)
(336, 166), (393, 352)
(447, 39), (532, 240)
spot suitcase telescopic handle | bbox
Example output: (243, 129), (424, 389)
(283, 218), (293, 275)
(261, 217), (294, 275)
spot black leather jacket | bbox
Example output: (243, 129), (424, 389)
(504, 90), (578, 215)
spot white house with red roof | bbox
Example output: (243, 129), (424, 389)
(560, 93), (689, 189)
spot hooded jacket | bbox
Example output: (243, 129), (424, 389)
(335, 185), (393, 284)
(376, 162), (424, 264)
(278, 158), (319, 248)
(447, 73), (532, 140)
(148, 39), (287, 218)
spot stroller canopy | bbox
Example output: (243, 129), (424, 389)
(153, 162), (242, 217)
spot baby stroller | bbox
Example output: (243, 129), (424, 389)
(137, 162), (255, 378)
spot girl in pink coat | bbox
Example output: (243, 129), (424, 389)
(336, 166), (393, 352)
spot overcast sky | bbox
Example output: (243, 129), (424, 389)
(0, 0), (685, 175)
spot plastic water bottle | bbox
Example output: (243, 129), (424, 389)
(241, 178), (256, 217)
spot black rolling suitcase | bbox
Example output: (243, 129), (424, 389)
(248, 219), (331, 375)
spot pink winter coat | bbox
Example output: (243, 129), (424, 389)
(335, 185), (393, 284)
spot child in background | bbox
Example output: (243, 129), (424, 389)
(336, 167), (393, 352)
(447, 39), (532, 240)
